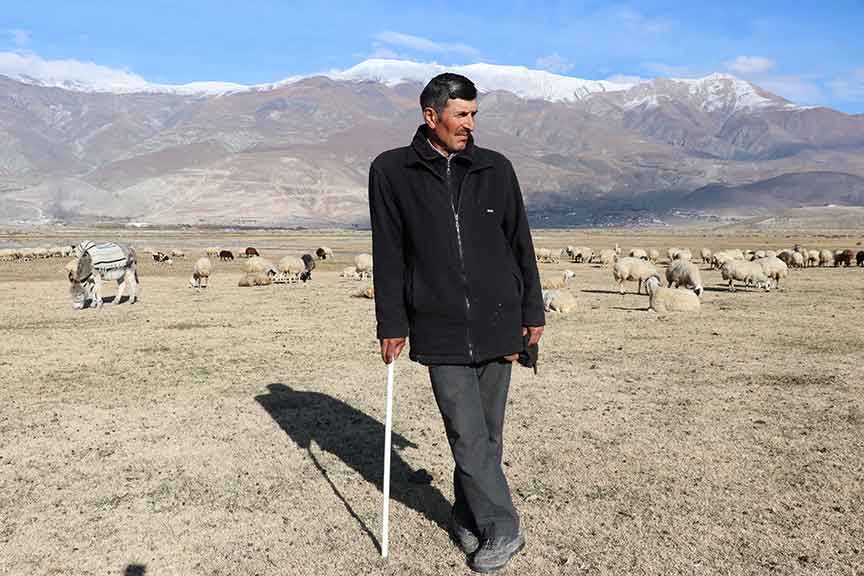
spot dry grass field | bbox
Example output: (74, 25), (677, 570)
(1, 228), (863, 576)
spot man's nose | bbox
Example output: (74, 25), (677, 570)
(464, 115), (475, 131)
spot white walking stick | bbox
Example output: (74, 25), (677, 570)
(381, 361), (395, 558)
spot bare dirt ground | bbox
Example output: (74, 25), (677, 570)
(1, 228), (863, 576)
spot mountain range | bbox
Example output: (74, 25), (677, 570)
(2, 58), (864, 227)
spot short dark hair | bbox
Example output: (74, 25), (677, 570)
(420, 73), (477, 115)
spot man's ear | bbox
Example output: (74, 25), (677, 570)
(423, 107), (438, 129)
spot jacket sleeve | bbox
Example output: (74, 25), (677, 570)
(503, 161), (545, 327)
(369, 162), (410, 339)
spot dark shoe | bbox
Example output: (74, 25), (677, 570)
(448, 513), (480, 555)
(469, 533), (525, 573)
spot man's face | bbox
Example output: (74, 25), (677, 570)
(425, 98), (478, 153)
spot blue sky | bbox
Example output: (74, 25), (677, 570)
(1, 0), (863, 112)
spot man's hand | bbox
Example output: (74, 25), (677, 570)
(380, 337), (407, 364)
(523, 325), (544, 347)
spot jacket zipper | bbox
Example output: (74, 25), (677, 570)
(447, 157), (475, 362)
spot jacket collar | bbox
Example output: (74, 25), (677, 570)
(406, 125), (488, 169)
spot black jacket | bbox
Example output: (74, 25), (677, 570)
(369, 126), (545, 365)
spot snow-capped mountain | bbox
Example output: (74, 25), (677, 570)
(2, 57), (793, 114)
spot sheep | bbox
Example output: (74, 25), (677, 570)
(541, 270), (575, 290)
(674, 249), (693, 261)
(645, 276), (700, 313)
(834, 249), (855, 267)
(721, 260), (771, 292)
(535, 248), (558, 263)
(806, 250), (820, 268)
(629, 248), (648, 260)
(301, 253), (316, 280)
(597, 249), (618, 267)
(238, 272), (272, 287)
(560, 246), (574, 259)
(355, 253), (373, 279)
(152, 252), (173, 264)
(819, 249), (835, 267)
(340, 266), (360, 279)
(647, 248), (660, 263)
(219, 250), (234, 261)
(316, 246), (334, 260)
(542, 289), (577, 314)
(245, 247), (260, 258)
(189, 257), (212, 288)
(755, 256), (788, 289)
(791, 251), (805, 268)
(244, 256), (274, 274)
(205, 247), (219, 258)
(570, 246), (593, 263)
(665, 259), (703, 296)
(857, 251), (864, 267)
(0, 249), (14, 261)
(64, 258), (78, 281)
(613, 257), (659, 295)
(614, 243), (621, 256)
(170, 249), (185, 259)
(776, 250), (795, 267)
(276, 256), (306, 284)
(700, 248), (712, 263)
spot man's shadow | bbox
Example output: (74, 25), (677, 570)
(255, 384), (451, 550)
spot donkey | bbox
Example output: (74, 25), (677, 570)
(69, 241), (139, 309)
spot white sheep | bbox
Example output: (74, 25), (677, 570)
(755, 256), (788, 289)
(542, 289), (577, 314)
(355, 253), (374, 278)
(613, 257), (659, 295)
(205, 247), (219, 258)
(645, 276), (701, 313)
(170, 249), (185, 259)
(238, 272), (273, 287)
(189, 257), (212, 288)
(819, 249), (834, 267)
(244, 256), (274, 274)
(674, 249), (693, 261)
(806, 250), (820, 267)
(721, 260), (771, 292)
(276, 256), (306, 283)
(535, 248), (558, 263)
(629, 248), (648, 260)
(316, 246), (334, 260)
(541, 270), (575, 290)
(647, 248), (660, 263)
(665, 259), (703, 296)
(597, 249), (618, 267)
(340, 266), (360, 279)
(570, 246), (593, 263)
(700, 248), (712, 263)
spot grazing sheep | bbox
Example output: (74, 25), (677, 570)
(205, 247), (219, 258)
(542, 289), (577, 314)
(791, 252), (805, 268)
(613, 257), (659, 295)
(597, 249), (618, 267)
(755, 256), (789, 289)
(541, 270), (575, 290)
(776, 250), (795, 267)
(245, 247), (260, 258)
(0, 248), (14, 261)
(170, 249), (185, 259)
(340, 266), (360, 279)
(244, 256), (273, 274)
(700, 248), (712, 263)
(238, 272), (272, 287)
(647, 248), (660, 263)
(673, 249), (693, 261)
(806, 250), (820, 268)
(645, 276), (700, 313)
(355, 253), (374, 279)
(629, 248), (648, 260)
(276, 256), (306, 284)
(301, 253), (316, 280)
(834, 249), (855, 267)
(189, 257), (212, 288)
(857, 251), (864, 267)
(535, 248), (558, 263)
(665, 259), (703, 296)
(152, 252), (173, 264)
(219, 250), (234, 261)
(819, 249), (835, 267)
(560, 246), (574, 259)
(64, 258), (79, 281)
(315, 246), (334, 260)
(721, 260), (771, 292)
(570, 246), (593, 263)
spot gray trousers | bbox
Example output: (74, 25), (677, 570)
(429, 360), (519, 539)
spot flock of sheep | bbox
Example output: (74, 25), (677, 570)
(538, 242), (864, 315)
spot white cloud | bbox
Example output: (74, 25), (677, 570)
(373, 31), (479, 58)
(9, 29), (31, 47)
(828, 68), (864, 102)
(758, 75), (824, 105)
(0, 50), (149, 91)
(535, 53), (573, 74)
(724, 56), (775, 76)
(612, 6), (674, 34)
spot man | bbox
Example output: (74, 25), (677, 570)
(369, 73), (544, 573)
